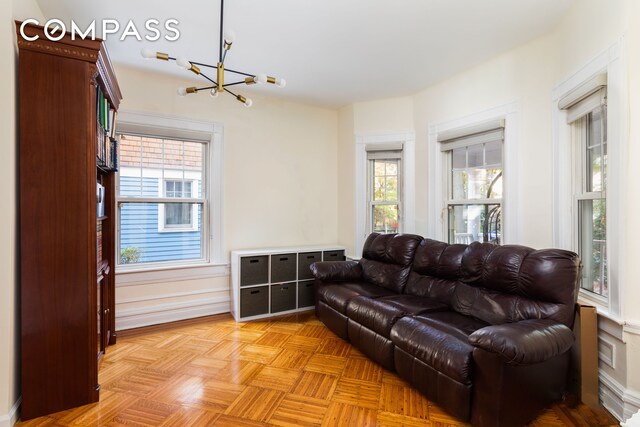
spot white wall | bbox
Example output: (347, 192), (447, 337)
(336, 0), (640, 421)
(113, 65), (339, 330)
(0, 2), (43, 425)
(337, 105), (356, 256)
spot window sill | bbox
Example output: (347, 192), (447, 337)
(157, 227), (199, 233)
(116, 262), (230, 287)
(577, 289), (623, 325)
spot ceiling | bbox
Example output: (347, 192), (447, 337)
(37, 0), (575, 108)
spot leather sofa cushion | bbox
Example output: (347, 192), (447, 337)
(362, 233), (423, 266)
(359, 233), (422, 293)
(346, 295), (448, 337)
(470, 246), (580, 326)
(360, 259), (412, 293)
(411, 239), (467, 280)
(390, 312), (489, 384)
(452, 282), (567, 326)
(404, 271), (457, 304)
(317, 282), (395, 314)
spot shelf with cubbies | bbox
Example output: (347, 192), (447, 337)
(230, 246), (346, 321)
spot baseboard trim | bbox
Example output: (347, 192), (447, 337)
(0, 397), (21, 427)
(600, 370), (640, 421)
(116, 297), (230, 330)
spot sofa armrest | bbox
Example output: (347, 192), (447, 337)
(310, 261), (362, 282)
(468, 319), (574, 366)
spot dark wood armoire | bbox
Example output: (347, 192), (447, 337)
(16, 21), (122, 420)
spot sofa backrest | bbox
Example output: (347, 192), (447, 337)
(360, 233), (422, 293)
(406, 239), (581, 327)
(403, 239), (465, 305)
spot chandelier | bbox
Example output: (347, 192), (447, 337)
(140, 0), (285, 108)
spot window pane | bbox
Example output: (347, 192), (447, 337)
(448, 204), (501, 244)
(452, 170), (467, 200)
(452, 148), (466, 169)
(587, 109), (605, 192)
(119, 202), (203, 264)
(119, 135), (143, 196)
(184, 141), (204, 172)
(372, 205), (398, 234)
(165, 203), (192, 226)
(386, 161), (398, 176)
(385, 176), (398, 201)
(373, 176), (385, 201)
(579, 198), (607, 297)
(164, 139), (185, 169)
(460, 168), (502, 200)
(374, 160), (386, 176)
(140, 136), (164, 169)
(467, 144), (483, 168)
(587, 145), (602, 192)
(485, 140), (502, 166)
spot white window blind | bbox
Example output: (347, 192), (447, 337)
(438, 119), (504, 152)
(559, 74), (607, 124)
(366, 142), (403, 160)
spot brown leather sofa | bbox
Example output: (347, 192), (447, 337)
(311, 233), (581, 427)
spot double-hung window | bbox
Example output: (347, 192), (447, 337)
(560, 75), (608, 298)
(117, 134), (207, 266)
(440, 123), (504, 244)
(366, 144), (402, 234)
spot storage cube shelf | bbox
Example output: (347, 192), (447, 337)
(231, 246), (345, 321)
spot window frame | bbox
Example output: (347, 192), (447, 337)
(427, 102), (519, 245)
(572, 105), (608, 302)
(442, 131), (504, 245)
(354, 133), (416, 258)
(114, 111), (224, 274)
(551, 38), (627, 318)
(367, 155), (403, 234)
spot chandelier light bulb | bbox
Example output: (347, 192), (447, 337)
(256, 74), (267, 84)
(275, 77), (286, 88)
(210, 89), (218, 98)
(177, 87), (187, 96)
(176, 57), (191, 70)
(223, 30), (236, 45)
(244, 98), (253, 108)
(141, 48), (155, 59)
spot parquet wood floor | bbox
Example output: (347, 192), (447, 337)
(17, 312), (619, 426)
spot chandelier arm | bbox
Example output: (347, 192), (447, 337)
(226, 68), (255, 78)
(221, 50), (228, 65)
(223, 87), (239, 97)
(219, 0), (224, 63)
(199, 72), (219, 87)
(222, 81), (247, 87)
(189, 61), (217, 69)
(196, 85), (217, 91)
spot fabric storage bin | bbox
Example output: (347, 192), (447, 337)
(298, 252), (321, 280)
(271, 253), (296, 283)
(297, 280), (315, 308)
(240, 286), (269, 317)
(240, 255), (268, 286)
(323, 250), (345, 261)
(271, 283), (296, 313)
